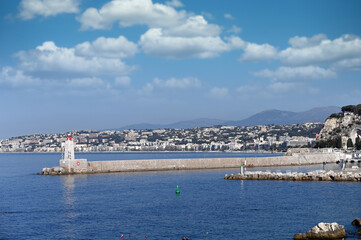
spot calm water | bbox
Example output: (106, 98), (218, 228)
(0, 152), (360, 240)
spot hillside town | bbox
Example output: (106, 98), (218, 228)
(0, 123), (323, 153)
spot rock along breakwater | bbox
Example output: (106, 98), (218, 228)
(225, 169), (361, 182)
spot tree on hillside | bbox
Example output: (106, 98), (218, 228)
(347, 138), (354, 148)
(336, 136), (342, 149)
(355, 137), (361, 150)
(341, 104), (361, 115)
(342, 105), (355, 113)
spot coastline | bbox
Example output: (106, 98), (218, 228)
(0, 150), (283, 154)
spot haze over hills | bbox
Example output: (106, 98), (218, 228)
(109, 106), (340, 131)
(224, 106), (341, 126)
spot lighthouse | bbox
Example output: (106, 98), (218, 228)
(64, 134), (75, 161)
(60, 134), (87, 173)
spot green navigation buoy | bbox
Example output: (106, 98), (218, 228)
(176, 185), (180, 194)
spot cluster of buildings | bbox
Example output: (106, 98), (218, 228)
(0, 123), (323, 153)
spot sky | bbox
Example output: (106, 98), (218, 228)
(0, 0), (361, 139)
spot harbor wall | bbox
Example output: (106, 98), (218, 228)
(85, 152), (341, 173)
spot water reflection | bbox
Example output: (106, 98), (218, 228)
(62, 175), (75, 207)
(60, 175), (87, 239)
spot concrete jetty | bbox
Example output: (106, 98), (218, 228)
(224, 169), (361, 182)
(39, 134), (351, 175)
(39, 152), (343, 175)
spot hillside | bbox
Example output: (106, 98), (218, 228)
(109, 106), (340, 130)
(316, 104), (361, 149)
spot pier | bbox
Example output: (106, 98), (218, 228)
(38, 134), (351, 175)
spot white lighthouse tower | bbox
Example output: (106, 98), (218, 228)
(60, 134), (87, 173)
(61, 134), (75, 169)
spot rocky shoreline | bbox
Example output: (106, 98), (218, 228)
(293, 218), (361, 239)
(225, 169), (361, 182)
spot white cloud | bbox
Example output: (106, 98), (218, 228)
(237, 34), (361, 72)
(78, 0), (243, 59)
(138, 82), (154, 95)
(75, 36), (138, 59)
(165, 0), (183, 8)
(253, 66), (337, 80)
(224, 13), (234, 20)
(209, 87), (229, 98)
(227, 25), (242, 34)
(114, 76), (131, 86)
(0, 66), (40, 87)
(139, 28), (243, 58)
(78, 0), (186, 30)
(331, 57), (361, 71)
(153, 77), (201, 88)
(288, 34), (327, 49)
(164, 15), (221, 37)
(279, 34), (361, 66)
(19, 0), (79, 20)
(15, 41), (134, 78)
(239, 42), (278, 62)
(268, 82), (297, 92)
(66, 77), (108, 88)
(236, 84), (259, 93)
(138, 77), (201, 95)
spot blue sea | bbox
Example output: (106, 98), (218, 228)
(1, 152), (360, 240)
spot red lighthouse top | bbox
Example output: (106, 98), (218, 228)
(66, 134), (72, 141)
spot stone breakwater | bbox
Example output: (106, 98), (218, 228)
(38, 152), (342, 175)
(225, 170), (361, 182)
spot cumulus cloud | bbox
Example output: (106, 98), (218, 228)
(164, 15), (221, 37)
(114, 76), (131, 86)
(279, 34), (361, 66)
(66, 77), (108, 88)
(165, 0), (183, 8)
(19, 0), (79, 20)
(288, 34), (327, 48)
(153, 77), (201, 88)
(227, 25), (242, 34)
(138, 77), (201, 95)
(238, 34), (361, 72)
(0, 66), (40, 87)
(239, 42), (278, 62)
(78, 0), (186, 30)
(209, 87), (229, 98)
(77, 0), (245, 59)
(138, 82), (154, 95)
(236, 84), (259, 93)
(15, 41), (134, 78)
(253, 66), (337, 80)
(75, 36), (138, 59)
(139, 28), (244, 58)
(332, 57), (361, 71)
(224, 13), (234, 20)
(268, 82), (297, 92)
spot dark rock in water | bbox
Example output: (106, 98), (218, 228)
(352, 218), (361, 226)
(306, 222), (345, 239)
(293, 233), (307, 239)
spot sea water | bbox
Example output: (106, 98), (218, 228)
(0, 152), (360, 239)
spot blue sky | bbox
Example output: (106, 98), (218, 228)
(0, 0), (361, 139)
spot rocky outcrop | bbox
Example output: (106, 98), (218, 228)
(293, 233), (307, 239)
(317, 111), (361, 148)
(37, 167), (65, 175)
(352, 218), (361, 226)
(225, 170), (361, 182)
(306, 222), (345, 239)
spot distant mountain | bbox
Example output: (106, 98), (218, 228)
(107, 106), (340, 131)
(224, 106), (340, 126)
(111, 118), (227, 131)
